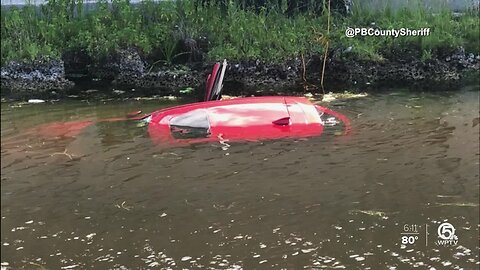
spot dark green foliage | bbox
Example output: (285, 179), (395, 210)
(1, 0), (479, 65)
(1, 0), (179, 64)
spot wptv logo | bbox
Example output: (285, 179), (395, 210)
(435, 222), (458, 247)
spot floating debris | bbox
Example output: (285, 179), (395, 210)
(11, 226), (26, 232)
(217, 134), (231, 151)
(28, 99), (45, 104)
(113, 90), (125, 95)
(179, 87), (194, 94)
(441, 261), (452, 266)
(321, 92), (368, 103)
(115, 201), (133, 211)
(60, 264), (79, 269)
(433, 202), (479, 207)
(436, 194), (461, 198)
(301, 248), (317, 254)
(148, 262), (160, 267)
(349, 209), (397, 218)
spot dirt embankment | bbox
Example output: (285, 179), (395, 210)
(1, 47), (478, 100)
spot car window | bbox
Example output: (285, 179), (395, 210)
(170, 109), (210, 139)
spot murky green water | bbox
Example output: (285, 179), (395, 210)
(1, 86), (479, 269)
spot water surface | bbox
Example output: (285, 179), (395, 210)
(1, 87), (479, 269)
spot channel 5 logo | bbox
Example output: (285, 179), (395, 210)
(436, 222), (458, 246)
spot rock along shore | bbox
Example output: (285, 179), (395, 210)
(1, 47), (479, 100)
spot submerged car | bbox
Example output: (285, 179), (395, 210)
(146, 96), (350, 146)
(145, 60), (350, 145)
(19, 60), (351, 147)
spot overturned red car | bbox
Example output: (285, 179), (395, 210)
(21, 60), (351, 147)
(145, 60), (350, 145)
(146, 96), (350, 146)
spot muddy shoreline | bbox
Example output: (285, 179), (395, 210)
(1, 47), (479, 100)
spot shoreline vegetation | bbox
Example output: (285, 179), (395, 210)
(1, 0), (479, 99)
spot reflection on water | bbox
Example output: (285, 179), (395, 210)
(1, 88), (479, 269)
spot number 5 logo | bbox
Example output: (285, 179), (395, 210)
(437, 223), (456, 240)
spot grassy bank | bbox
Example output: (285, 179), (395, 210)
(1, 0), (479, 65)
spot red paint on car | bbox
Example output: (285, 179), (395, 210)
(147, 96), (350, 146)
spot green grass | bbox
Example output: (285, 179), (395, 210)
(189, 5), (325, 60)
(1, 0), (479, 65)
(332, 3), (479, 61)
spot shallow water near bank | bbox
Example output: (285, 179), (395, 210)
(1, 86), (479, 269)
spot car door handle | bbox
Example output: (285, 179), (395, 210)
(272, 117), (290, 126)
